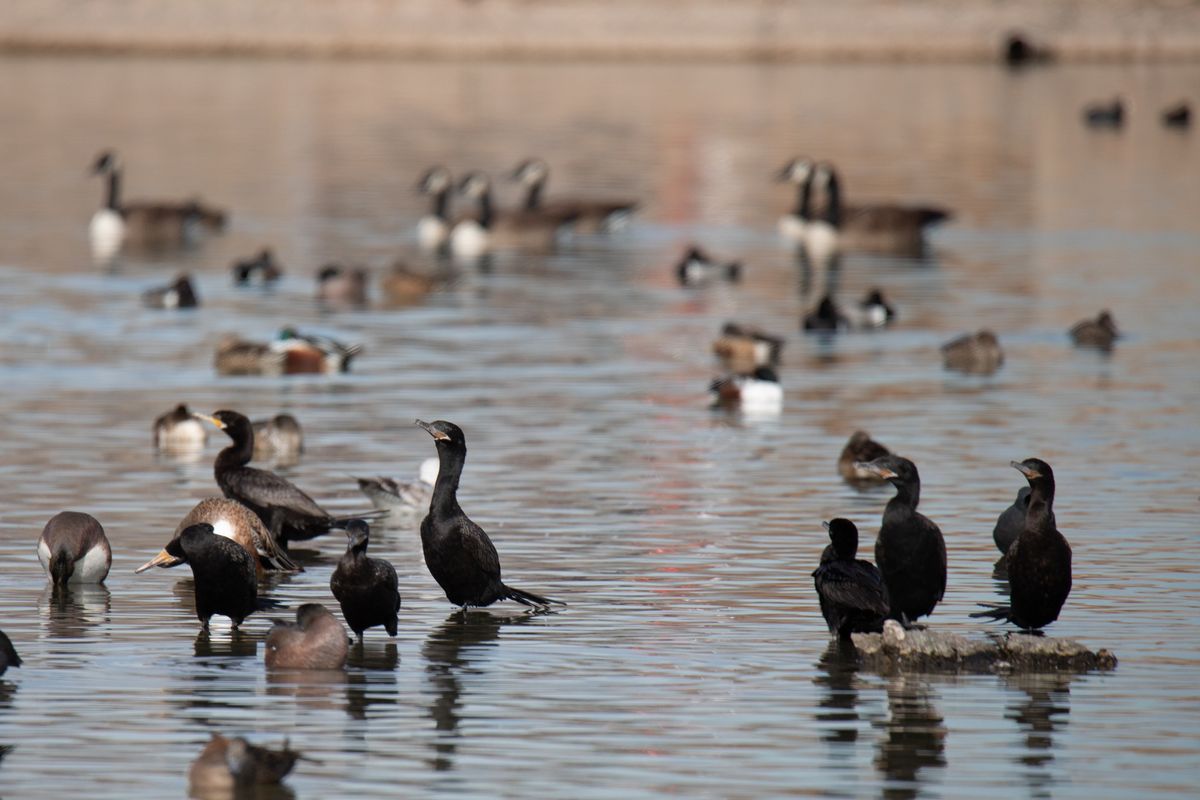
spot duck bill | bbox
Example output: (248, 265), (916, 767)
(135, 548), (184, 573)
(192, 413), (225, 430)
(855, 462), (896, 479)
(1011, 461), (1041, 479)
(414, 419), (450, 441)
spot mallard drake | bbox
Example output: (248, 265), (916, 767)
(511, 158), (637, 233)
(136, 496), (299, 577)
(265, 604), (348, 670)
(941, 329), (1004, 375)
(37, 511), (111, 586)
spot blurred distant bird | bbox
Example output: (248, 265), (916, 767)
(1002, 32), (1052, 67)
(231, 248), (281, 285)
(273, 327), (362, 374)
(0, 629), (21, 676)
(676, 245), (741, 286)
(941, 329), (1004, 375)
(188, 733), (301, 792)
(330, 520), (401, 642)
(265, 604), (348, 669)
(812, 519), (890, 639)
(416, 166), (454, 253)
(853, 288), (896, 329)
(37, 511), (111, 586)
(357, 456), (439, 514)
(142, 273), (198, 309)
(315, 263), (368, 307)
(712, 322), (784, 373)
(803, 295), (851, 333)
(381, 260), (439, 306)
(252, 413), (304, 464)
(838, 430), (892, 484)
(1083, 98), (1124, 128)
(710, 366), (783, 415)
(451, 171), (576, 258)
(1162, 102), (1191, 128)
(153, 403), (208, 451)
(775, 157), (815, 245)
(1069, 310), (1119, 351)
(214, 334), (287, 376)
(510, 158), (637, 233)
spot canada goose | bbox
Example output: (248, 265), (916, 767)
(450, 171), (576, 259)
(807, 163), (951, 257)
(710, 366), (783, 415)
(1162, 102), (1191, 129)
(232, 248), (281, 285)
(775, 157), (815, 244)
(676, 245), (741, 286)
(1069, 310), (1119, 351)
(315, 263), (368, 307)
(153, 403), (208, 451)
(803, 295), (850, 332)
(141, 273), (199, 309)
(252, 413), (304, 464)
(511, 158), (637, 233)
(89, 151), (226, 262)
(1083, 98), (1124, 128)
(381, 260), (439, 306)
(37, 511), (111, 586)
(416, 166), (453, 253)
(941, 329), (1004, 375)
(712, 322), (784, 373)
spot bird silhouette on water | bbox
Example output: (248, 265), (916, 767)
(858, 455), (947, 626)
(0, 629), (20, 676)
(812, 519), (890, 639)
(331, 520), (401, 641)
(993, 486), (1031, 556)
(973, 459), (1072, 631)
(416, 420), (562, 609)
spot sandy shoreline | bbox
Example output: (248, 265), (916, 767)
(2, 0), (1199, 62)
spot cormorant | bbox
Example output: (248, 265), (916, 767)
(330, 520), (401, 641)
(812, 519), (890, 639)
(993, 486), (1031, 555)
(165, 523), (260, 630)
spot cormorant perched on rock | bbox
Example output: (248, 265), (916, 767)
(974, 459), (1072, 631)
(416, 419), (561, 609)
(165, 523), (260, 630)
(330, 520), (401, 641)
(993, 486), (1031, 556)
(812, 519), (890, 639)
(858, 455), (947, 625)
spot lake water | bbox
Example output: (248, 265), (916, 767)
(0, 54), (1198, 798)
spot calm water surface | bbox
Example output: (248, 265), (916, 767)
(0, 55), (1198, 798)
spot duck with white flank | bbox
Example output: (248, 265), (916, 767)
(709, 367), (783, 416)
(142, 273), (199, 309)
(676, 245), (741, 286)
(153, 403), (208, 452)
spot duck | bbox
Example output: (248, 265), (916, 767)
(805, 162), (951, 257)
(416, 419), (562, 608)
(153, 403), (208, 451)
(89, 150), (226, 262)
(837, 430), (893, 484)
(264, 603), (348, 670)
(37, 511), (111, 586)
(973, 459), (1072, 630)
(196, 409), (377, 545)
(330, 520), (401, 641)
(135, 497), (299, 577)
(1162, 102), (1191, 128)
(1083, 98), (1124, 128)
(356, 456), (439, 514)
(416, 166), (453, 253)
(213, 334), (287, 377)
(381, 260), (439, 307)
(141, 273), (199, 309)
(0, 629), (20, 676)
(853, 288), (896, 329)
(812, 519), (891, 639)
(803, 294), (851, 332)
(857, 455), (947, 626)
(231, 248), (281, 285)
(188, 733), (301, 793)
(315, 263), (368, 307)
(993, 486), (1031, 556)
(510, 158), (637, 233)
(1069, 310), (1119, 351)
(709, 366), (783, 415)
(941, 329), (1004, 375)
(273, 327), (362, 374)
(450, 171), (576, 259)
(1002, 32), (1053, 67)
(712, 322), (784, 374)
(676, 245), (741, 286)
(252, 413), (304, 464)
(165, 523), (261, 630)
(775, 157), (815, 245)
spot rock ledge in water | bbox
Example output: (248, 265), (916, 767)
(850, 620), (1117, 674)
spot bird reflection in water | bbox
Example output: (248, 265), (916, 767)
(345, 641), (400, 721)
(38, 584), (111, 639)
(814, 640), (865, 746)
(874, 676), (947, 800)
(423, 610), (534, 772)
(193, 629), (258, 660)
(1003, 672), (1074, 798)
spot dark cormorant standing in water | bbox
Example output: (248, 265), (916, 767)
(196, 409), (375, 545)
(858, 455), (947, 625)
(330, 520), (401, 641)
(973, 459), (1072, 630)
(812, 519), (890, 639)
(165, 523), (260, 630)
(0, 629), (21, 675)
(993, 486), (1031, 555)
(416, 419), (561, 609)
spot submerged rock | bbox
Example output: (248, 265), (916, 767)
(849, 620), (1117, 674)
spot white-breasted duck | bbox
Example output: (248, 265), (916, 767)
(676, 245), (741, 286)
(153, 403), (209, 451)
(357, 456), (439, 514)
(709, 366), (784, 415)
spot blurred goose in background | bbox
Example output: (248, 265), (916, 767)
(142, 273), (199, 309)
(941, 329), (1004, 374)
(1069, 310), (1119, 351)
(1162, 101), (1191, 128)
(37, 511), (111, 586)
(803, 295), (850, 332)
(710, 366), (783, 415)
(451, 171), (577, 259)
(712, 322), (784, 373)
(252, 414), (304, 464)
(315, 264), (368, 307)
(837, 430), (892, 484)
(805, 162), (951, 257)
(231, 248), (281, 285)
(511, 158), (637, 233)
(357, 456), (439, 514)
(153, 404), (208, 451)
(676, 245), (741, 286)
(89, 150), (225, 263)
(188, 733), (301, 794)
(136, 496), (299, 577)
(1083, 97), (1124, 128)
(775, 157), (815, 245)
(416, 166), (453, 253)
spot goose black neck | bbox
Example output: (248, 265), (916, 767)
(429, 443), (467, 517)
(476, 188), (493, 229)
(431, 187), (449, 221)
(823, 170), (842, 228)
(523, 179), (544, 211)
(106, 168), (122, 211)
(793, 175), (812, 220)
(215, 423), (254, 471)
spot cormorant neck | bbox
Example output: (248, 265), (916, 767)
(215, 429), (254, 471)
(524, 180), (544, 211)
(431, 187), (449, 221)
(886, 478), (920, 512)
(430, 445), (467, 516)
(106, 168), (121, 211)
(1025, 478), (1056, 531)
